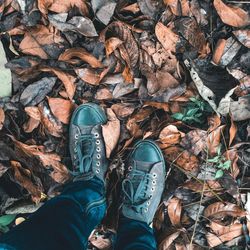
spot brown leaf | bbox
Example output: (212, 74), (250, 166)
(155, 22), (179, 53)
(229, 118), (237, 146)
(207, 125), (225, 156)
(214, 0), (250, 27)
(75, 68), (101, 85)
(38, 0), (88, 16)
(167, 197), (182, 226)
(88, 230), (111, 250)
(10, 161), (43, 203)
(159, 125), (185, 147)
(144, 101), (170, 112)
(48, 97), (74, 124)
(233, 30), (250, 48)
(95, 88), (113, 100)
(105, 37), (123, 56)
(206, 222), (243, 247)
(159, 231), (181, 250)
(111, 103), (135, 118)
(164, 0), (190, 16)
(102, 108), (120, 158)
(180, 129), (207, 155)
(19, 25), (64, 59)
(212, 39), (227, 65)
(23, 107), (41, 133)
(12, 139), (69, 183)
(0, 107), (5, 130)
(207, 114), (221, 133)
(58, 48), (103, 68)
(204, 202), (246, 220)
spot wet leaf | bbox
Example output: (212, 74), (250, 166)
(48, 97), (74, 124)
(233, 30), (250, 48)
(214, 0), (250, 27)
(102, 108), (120, 158)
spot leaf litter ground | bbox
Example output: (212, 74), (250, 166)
(0, 0), (250, 249)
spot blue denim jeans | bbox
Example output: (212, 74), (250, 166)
(0, 177), (157, 250)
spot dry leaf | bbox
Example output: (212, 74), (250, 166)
(164, 0), (190, 16)
(155, 22), (179, 53)
(207, 114), (221, 133)
(75, 68), (101, 85)
(95, 88), (113, 100)
(23, 107), (41, 133)
(159, 231), (181, 250)
(111, 103), (135, 118)
(0, 107), (5, 130)
(159, 125), (185, 147)
(233, 30), (250, 48)
(48, 97), (74, 124)
(214, 0), (250, 27)
(212, 39), (226, 65)
(207, 125), (225, 156)
(105, 37), (123, 56)
(167, 197), (182, 226)
(204, 202), (246, 220)
(229, 118), (237, 146)
(10, 161), (43, 203)
(102, 108), (120, 158)
(58, 48), (103, 68)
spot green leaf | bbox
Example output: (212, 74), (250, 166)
(215, 169), (224, 179)
(0, 225), (9, 233)
(172, 113), (184, 120)
(186, 108), (199, 116)
(0, 214), (16, 227)
(222, 160), (231, 170)
(207, 156), (220, 163)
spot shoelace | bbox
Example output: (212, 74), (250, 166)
(74, 134), (95, 174)
(122, 168), (154, 213)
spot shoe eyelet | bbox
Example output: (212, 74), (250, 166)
(96, 140), (100, 145)
(96, 161), (100, 167)
(153, 173), (157, 178)
(74, 148), (77, 152)
(97, 154), (101, 159)
(74, 155), (77, 159)
(75, 141), (78, 145)
(96, 147), (101, 152)
(94, 133), (99, 138)
(75, 134), (79, 139)
(147, 201), (150, 205)
(128, 166), (133, 171)
(126, 173), (130, 178)
(144, 208), (148, 213)
(96, 169), (100, 174)
(151, 187), (155, 192)
(152, 180), (156, 185)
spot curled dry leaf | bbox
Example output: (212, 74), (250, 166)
(155, 22), (179, 53)
(207, 114), (221, 133)
(10, 161), (43, 203)
(23, 107), (41, 133)
(159, 125), (185, 147)
(12, 138), (69, 183)
(0, 107), (5, 130)
(204, 202), (246, 220)
(102, 108), (120, 158)
(105, 37), (123, 56)
(207, 125), (225, 156)
(111, 103), (135, 118)
(48, 97), (74, 124)
(159, 231), (181, 250)
(206, 222), (243, 247)
(233, 30), (250, 48)
(214, 0), (250, 27)
(58, 48), (103, 68)
(167, 197), (182, 226)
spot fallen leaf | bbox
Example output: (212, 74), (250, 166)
(207, 114), (221, 133)
(229, 118), (237, 146)
(204, 202), (246, 220)
(207, 125), (225, 156)
(10, 161), (43, 203)
(233, 30), (250, 48)
(212, 39), (227, 65)
(0, 108), (5, 130)
(159, 231), (181, 250)
(111, 103), (135, 118)
(155, 22), (179, 53)
(75, 68), (101, 85)
(138, 0), (164, 19)
(164, 0), (190, 16)
(95, 88), (113, 100)
(230, 95), (250, 121)
(20, 77), (57, 106)
(214, 0), (250, 27)
(0, 163), (8, 178)
(94, 1), (116, 25)
(102, 108), (120, 158)
(159, 125), (185, 147)
(167, 197), (182, 226)
(58, 48), (103, 68)
(105, 37), (123, 56)
(48, 97), (74, 124)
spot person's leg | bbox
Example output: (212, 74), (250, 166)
(115, 140), (165, 250)
(0, 103), (109, 250)
(0, 178), (106, 250)
(115, 217), (157, 250)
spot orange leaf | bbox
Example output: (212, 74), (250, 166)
(229, 118), (237, 146)
(212, 39), (226, 65)
(58, 48), (103, 68)
(159, 125), (185, 147)
(105, 37), (123, 56)
(207, 125), (225, 156)
(0, 107), (5, 130)
(111, 103), (135, 118)
(48, 97), (74, 124)
(159, 231), (181, 250)
(102, 108), (120, 158)
(214, 0), (250, 27)
(167, 197), (182, 226)
(75, 68), (101, 85)
(155, 22), (179, 53)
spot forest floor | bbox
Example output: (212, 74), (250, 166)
(0, 0), (250, 249)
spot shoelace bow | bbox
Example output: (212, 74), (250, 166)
(74, 134), (95, 174)
(122, 168), (154, 213)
